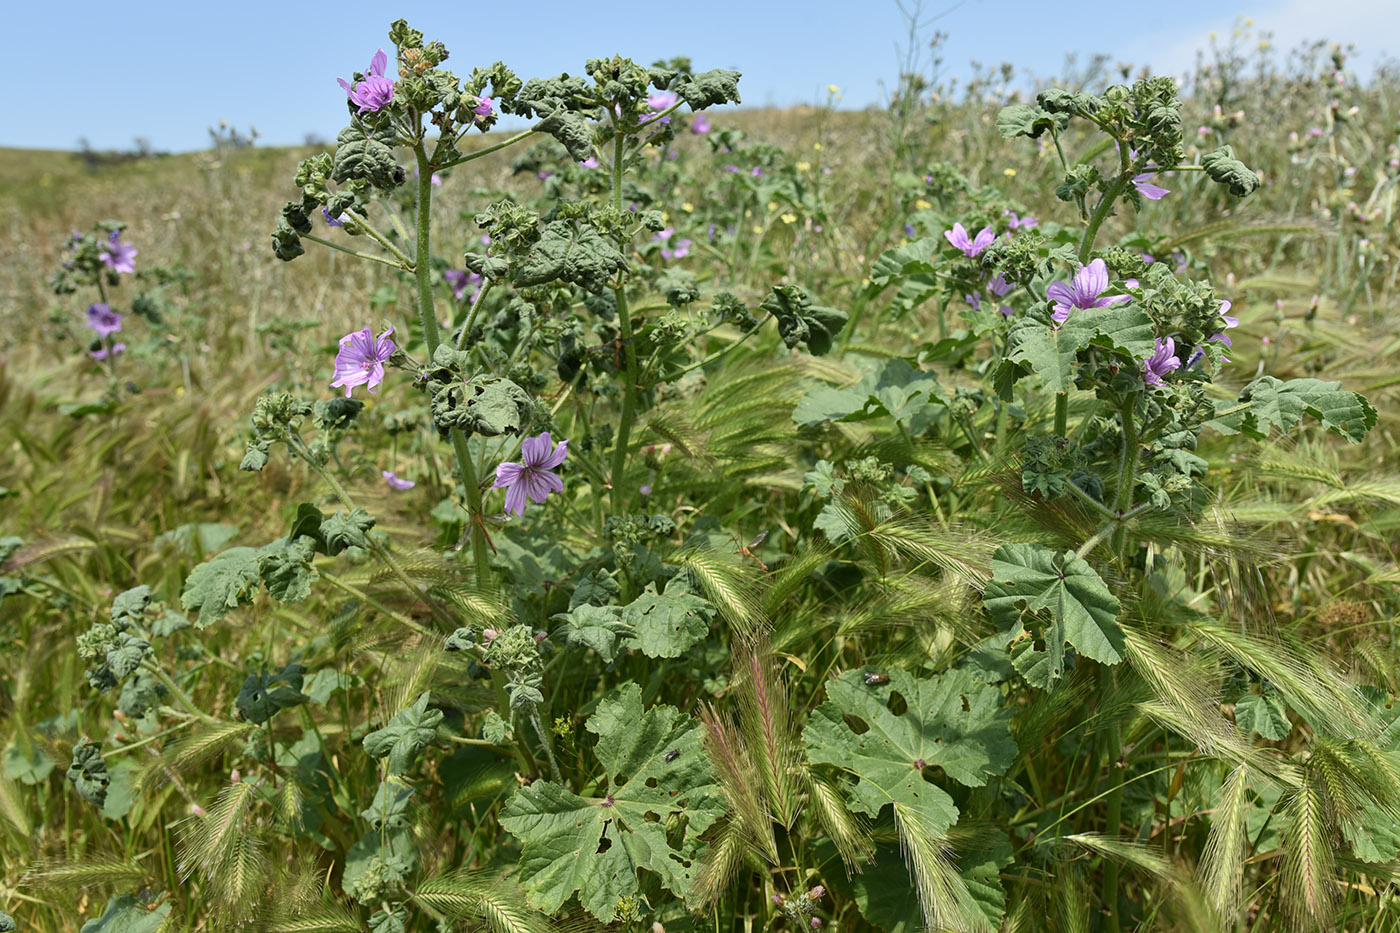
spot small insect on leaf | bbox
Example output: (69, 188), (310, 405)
(664, 748), (681, 763)
(864, 672), (890, 686)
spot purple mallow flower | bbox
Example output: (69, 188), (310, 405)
(493, 432), (569, 516)
(944, 222), (994, 258)
(1047, 258), (1130, 325)
(330, 325), (396, 397)
(1132, 173), (1171, 201)
(86, 303), (122, 337)
(99, 231), (137, 274)
(338, 48), (394, 114)
(691, 113), (711, 134)
(654, 228), (691, 260)
(90, 342), (125, 361)
(323, 208), (346, 227)
(382, 471), (415, 490)
(1004, 210), (1038, 230)
(988, 274), (1015, 316)
(1211, 299), (1239, 347)
(444, 269), (481, 301)
(1142, 336), (1181, 386)
(645, 91), (678, 123)
(578, 156), (600, 168)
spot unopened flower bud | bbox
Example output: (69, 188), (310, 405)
(809, 885), (825, 899)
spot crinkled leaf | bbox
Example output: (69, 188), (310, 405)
(500, 682), (724, 921)
(1201, 144), (1261, 197)
(240, 441), (270, 472)
(570, 569), (620, 610)
(333, 130), (400, 190)
(258, 536), (319, 604)
(109, 586), (152, 631)
(1006, 305), (1156, 395)
(1209, 376), (1376, 444)
(761, 284), (847, 355)
(995, 103), (1066, 139)
(235, 663), (308, 724)
(363, 691), (443, 775)
(0, 910), (13, 932)
(804, 668), (1018, 837)
(1234, 691), (1291, 741)
(516, 220), (627, 294)
(105, 633), (149, 681)
(555, 603), (627, 663)
(1342, 797), (1400, 862)
(674, 68), (742, 109)
(983, 543), (1123, 689)
(868, 237), (939, 289)
(118, 671), (166, 719)
(534, 107), (595, 162)
(181, 546), (262, 629)
(67, 738), (110, 807)
(321, 508), (376, 555)
(621, 577), (714, 659)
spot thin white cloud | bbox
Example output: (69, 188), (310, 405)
(1129, 0), (1400, 82)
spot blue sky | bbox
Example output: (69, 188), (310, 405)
(10, 0), (1398, 152)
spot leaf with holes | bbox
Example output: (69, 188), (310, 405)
(622, 577), (715, 659)
(983, 543), (1123, 689)
(499, 682), (724, 921)
(803, 668), (1017, 839)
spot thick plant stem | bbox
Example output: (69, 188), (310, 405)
(1101, 666), (1125, 932)
(1111, 401), (1140, 556)
(413, 143), (492, 586)
(608, 127), (641, 516)
(1054, 393), (1068, 437)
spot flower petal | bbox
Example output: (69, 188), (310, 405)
(493, 462), (524, 488)
(539, 438), (569, 470)
(524, 469), (564, 504)
(1079, 259), (1109, 300)
(503, 482), (527, 516)
(370, 48), (388, 77)
(520, 432), (551, 466)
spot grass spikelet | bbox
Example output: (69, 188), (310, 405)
(414, 870), (553, 933)
(863, 515), (993, 588)
(1194, 621), (1370, 739)
(761, 543), (831, 617)
(277, 776), (304, 831)
(1282, 766), (1336, 931)
(892, 802), (988, 933)
(735, 640), (799, 829)
(137, 721), (256, 791)
(0, 775), (30, 836)
(217, 834), (267, 920)
(690, 821), (748, 909)
(1198, 764), (1250, 922)
(25, 856), (149, 892)
(699, 702), (777, 863)
(802, 769), (870, 873)
(1122, 627), (1228, 755)
(678, 547), (767, 637)
(1051, 862), (1089, 933)
(1064, 833), (1180, 882)
(176, 780), (257, 883)
(385, 632), (443, 719)
(644, 412), (716, 468)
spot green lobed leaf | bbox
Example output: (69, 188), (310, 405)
(181, 546), (262, 629)
(793, 359), (946, 430)
(621, 577), (715, 659)
(1234, 691), (1291, 741)
(1209, 376), (1376, 444)
(983, 543), (1124, 689)
(67, 738), (110, 807)
(515, 220), (628, 294)
(554, 603), (627, 663)
(803, 668), (1018, 838)
(760, 284), (848, 356)
(1200, 144), (1261, 197)
(363, 692), (444, 775)
(235, 663), (308, 725)
(499, 683), (724, 921)
(1005, 305), (1156, 395)
(258, 536), (320, 604)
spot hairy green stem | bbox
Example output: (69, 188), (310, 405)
(608, 124), (642, 516)
(140, 662), (215, 724)
(301, 234), (409, 269)
(529, 707), (564, 784)
(413, 143), (492, 587)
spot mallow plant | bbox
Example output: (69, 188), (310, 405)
(36, 21), (1400, 933)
